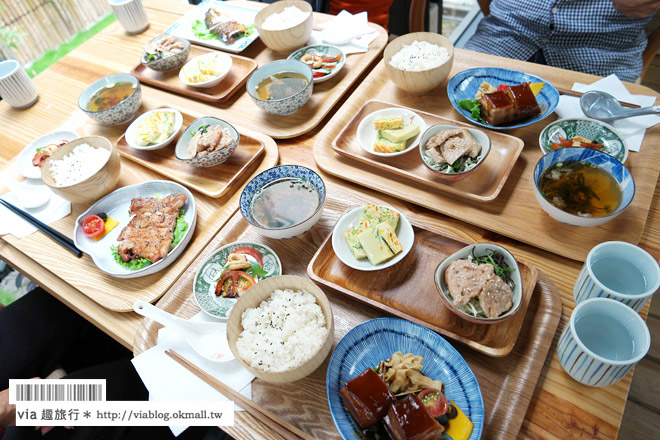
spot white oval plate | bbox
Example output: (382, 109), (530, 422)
(17, 131), (79, 180)
(331, 206), (414, 271)
(74, 180), (196, 278)
(125, 108), (183, 151)
(356, 108), (426, 157)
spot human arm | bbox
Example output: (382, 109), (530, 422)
(0, 388), (16, 428)
(477, 0), (492, 16)
(611, 0), (660, 18)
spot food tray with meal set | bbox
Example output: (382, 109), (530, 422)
(132, 185), (562, 440)
(332, 100), (525, 202)
(313, 56), (660, 262)
(115, 107), (265, 198)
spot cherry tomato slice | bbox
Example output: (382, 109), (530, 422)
(231, 247), (263, 267)
(497, 84), (510, 92)
(418, 388), (448, 418)
(313, 71), (327, 78)
(558, 137), (574, 147)
(551, 142), (563, 150)
(82, 215), (105, 238)
(215, 270), (256, 298)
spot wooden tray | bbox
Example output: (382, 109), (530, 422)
(132, 184), (563, 440)
(332, 100), (524, 202)
(308, 207), (538, 357)
(314, 55), (660, 261)
(115, 109), (265, 198)
(130, 45), (257, 103)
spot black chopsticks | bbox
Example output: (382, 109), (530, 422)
(0, 198), (82, 257)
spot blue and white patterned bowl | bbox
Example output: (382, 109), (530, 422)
(140, 34), (191, 72)
(246, 59), (313, 115)
(326, 318), (484, 440)
(532, 147), (635, 227)
(539, 118), (628, 163)
(240, 165), (326, 239)
(447, 67), (559, 130)
(174, 117), (239, 167)
(78, 73), (142, 125)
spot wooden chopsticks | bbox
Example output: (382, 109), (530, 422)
(164, 350), (314, 440)
(0, 198), (82, 257)
(555, 87), (641, 108)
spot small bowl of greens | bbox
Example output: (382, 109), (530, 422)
(434, 243), (523, 324)
(419, 124), (490, 181)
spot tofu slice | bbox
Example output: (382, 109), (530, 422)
(358, 221), (403, 265)
(344, 218), (378, 259)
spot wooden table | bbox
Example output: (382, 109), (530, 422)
(1, 1), (658, 439)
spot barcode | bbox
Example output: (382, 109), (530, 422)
(9, 380), (105, 402)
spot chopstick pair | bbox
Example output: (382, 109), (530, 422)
(556, 87), (641, 109)
(165, 350), (314, 440)
(0, 198), (82, 257)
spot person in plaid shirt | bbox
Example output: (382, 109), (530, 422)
(465, 0), (660, 82)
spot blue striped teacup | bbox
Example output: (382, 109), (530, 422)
(558, 298), (650, 387)
(574, 241), (660, 311)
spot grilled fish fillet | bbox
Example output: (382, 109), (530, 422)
(116, 194), (186, 263)
(204, 7), (247, 44)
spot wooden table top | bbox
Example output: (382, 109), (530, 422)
(1, 1), (659, 439)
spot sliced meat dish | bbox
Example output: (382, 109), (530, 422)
(425, 128), (481, 165)
(479, 276), (513, 319)
(116, 193), (186, 264)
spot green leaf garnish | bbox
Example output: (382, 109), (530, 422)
(457, 98), (487, 124)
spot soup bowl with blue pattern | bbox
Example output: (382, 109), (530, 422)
(246, 59), (313, 115)
(532, 147), (635, 227)
(240, 165), (326, 239)
(78, 73), (142, 125)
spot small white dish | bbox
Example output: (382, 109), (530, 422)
(17, 130), (79, 180)
(179, 52), (232, 88)
(125, 108), (183, 151)
(356, 108), (426, 157)
(331, 206), (414, 271)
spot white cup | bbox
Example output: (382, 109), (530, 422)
(0, 60), (38, 109)
(108, 0), (149, 34)
(558, 297), (650, 387)
(574, 241), (660, 311)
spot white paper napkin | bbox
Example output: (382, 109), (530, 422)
(554, 74), (660, 152)
(132, 312), (255, 437)
(0, 182), (71, 239)
(309, 10), (378, 55)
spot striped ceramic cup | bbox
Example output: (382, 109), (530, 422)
(574, 241), (660, 312)
(108, 0), (149, 34)
(558, 298), (650, 387)
(0, 60), (38, 109)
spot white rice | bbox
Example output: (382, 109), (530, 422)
(262, 6), (310, 31)
(49, 143), (110, 187)
(389, 40), (449, 72)
(236, 288), (328, 372)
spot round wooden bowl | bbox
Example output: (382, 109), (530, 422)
(227, 275), (334, 383)
(384, 32), (454, 95)
(41, 136), (120, 204)
(255, 0), (313, 53)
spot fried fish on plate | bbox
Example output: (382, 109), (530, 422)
(204, 7), (247, 44)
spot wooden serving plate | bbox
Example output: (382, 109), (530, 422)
(115, 108), (265, 198)
(130, 45), (257, 103)
(132, 182), (563, 440)
(332, 100), (524, 202)
(308, 207), (538, 357)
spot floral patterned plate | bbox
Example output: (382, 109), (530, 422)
(539, 117), (628, 163)
(193, 241), (282, 319)
(288, 44), (345, 83)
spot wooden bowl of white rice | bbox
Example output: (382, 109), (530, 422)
(384, 32), (454, 95)
(41, 136), (120, 204)
(255, 0), (313, 53)
(227, 275), (334, 383)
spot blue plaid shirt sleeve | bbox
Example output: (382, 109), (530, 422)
(464, 0), (652, 82)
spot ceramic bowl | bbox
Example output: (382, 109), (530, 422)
(78, 73), (142, 125)
(240, 165), (325, 239)
(356, 108), (426, 157)
(174, 117), (239, 167)
(331, 206), (415, 271)
(41, 136), (120, 204)
(246, 59), (313, 115)
(532, 147), (635, 227)
(227, 275), (334, 383)
(254, 0), (313, 53)
(383, 32), (454, 95)
(179, 52), (233, 88)
(18, 130), (79, 180)
(125, 108), (183, 151)
(287, 44), (345, 83)
(419, 124), (491, 181)
(447, 67), (559, 130)
(434, 243), (523, 324)
(140, 34), (191, 72)
(539, 118), (628, 163)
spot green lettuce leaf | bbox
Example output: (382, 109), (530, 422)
(457, 99), (487, 124)
(172, 209), (188, 247)
(192, 19), (219, 41)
